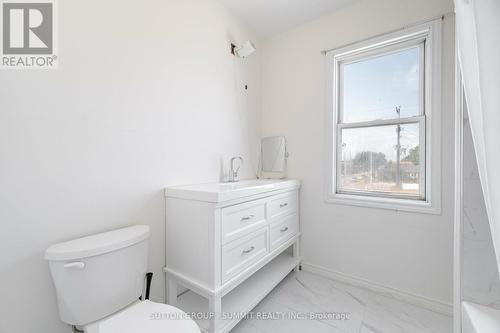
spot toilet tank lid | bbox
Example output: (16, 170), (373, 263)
(45, 225), (150, 261)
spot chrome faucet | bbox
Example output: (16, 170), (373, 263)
(229, 156), (243, 182)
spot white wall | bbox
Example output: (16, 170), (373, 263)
(0, 0), (261, 332)
(261, 0), (455, 305)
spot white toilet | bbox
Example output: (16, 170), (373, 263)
(45, 225), (200, 333)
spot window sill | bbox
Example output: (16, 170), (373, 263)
(325, 192), (441, 214)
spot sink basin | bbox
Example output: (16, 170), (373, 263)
(165, 179), (300, 203)
(217, 179), (278, 191)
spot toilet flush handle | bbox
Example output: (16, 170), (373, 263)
(63, 262), (85, 270)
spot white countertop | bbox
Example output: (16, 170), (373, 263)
(165, 179), (300, 203)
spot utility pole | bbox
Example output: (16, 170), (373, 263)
(395, 106), (402, 189)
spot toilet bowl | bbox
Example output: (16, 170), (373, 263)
(45, 225), (199, 333)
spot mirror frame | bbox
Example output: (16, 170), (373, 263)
(259, 136), (288, 179)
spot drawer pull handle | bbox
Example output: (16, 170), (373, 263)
(241, 215), (255, 221)
(280, 227), (289, 233)
(242, 246), (255, 254)
(280, 203), (288, 208)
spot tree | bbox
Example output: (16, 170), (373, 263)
(403, 145), (420, 165)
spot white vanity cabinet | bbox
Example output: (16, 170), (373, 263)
(164, 179), (301, 333)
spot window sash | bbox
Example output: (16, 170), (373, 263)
(338, 41), (426, 125)
(335, 117), (426, 200)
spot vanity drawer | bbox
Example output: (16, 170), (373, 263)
(270, 214), (298, 250)
(222, 228), (268, 283)
(267, 192), (298, 221)
(221, 201), (267, 244)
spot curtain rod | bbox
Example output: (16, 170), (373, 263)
(321, 12), (454, 54)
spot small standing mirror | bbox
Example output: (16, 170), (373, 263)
(260, 136), (288, 179)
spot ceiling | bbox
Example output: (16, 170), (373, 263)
(218, 0), (357, 37)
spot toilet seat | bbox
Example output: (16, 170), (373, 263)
(84, 300), (200, 333)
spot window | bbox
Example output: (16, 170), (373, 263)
(325, 20), (442, 213)
(339, 45), (425, 199)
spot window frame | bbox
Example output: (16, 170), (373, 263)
(325, 19), (442, 214)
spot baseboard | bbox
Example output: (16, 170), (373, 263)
(301, 262), (453, 316)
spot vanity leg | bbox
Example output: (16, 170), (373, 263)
(167, 276), (178, 306)
(293, 240), (300, 272)
(209, 295), (222, 333)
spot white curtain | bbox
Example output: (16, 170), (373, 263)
(455, 0), (500, 274)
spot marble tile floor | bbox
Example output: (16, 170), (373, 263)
(231, 270), (452, 333)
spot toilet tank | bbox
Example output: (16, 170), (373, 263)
(45, 225), (150, 326)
